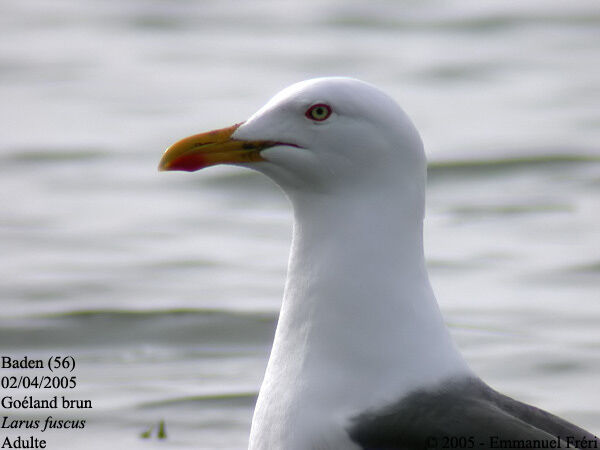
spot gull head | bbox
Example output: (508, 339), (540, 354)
(159, 77), (425, 198)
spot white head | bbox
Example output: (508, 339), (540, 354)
(159, 77), (426, 205)
(159, 79), (471, 450)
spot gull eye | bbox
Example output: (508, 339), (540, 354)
(305, 103), (332, 122)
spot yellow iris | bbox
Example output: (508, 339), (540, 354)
(306, 104), (332, 121)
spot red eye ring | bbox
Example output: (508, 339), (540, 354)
(305, 103), (332, 121)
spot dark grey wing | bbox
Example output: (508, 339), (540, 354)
(348, 377), (599, 450)
(484, 382), (597, 442)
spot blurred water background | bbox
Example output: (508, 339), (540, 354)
(1, 0), (599, 448)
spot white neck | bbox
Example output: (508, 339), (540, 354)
(248, 184), (471, 449)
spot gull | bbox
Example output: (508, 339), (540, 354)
(159, 77), (599, 450)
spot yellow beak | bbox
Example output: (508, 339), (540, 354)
(158, 122), (276, 172)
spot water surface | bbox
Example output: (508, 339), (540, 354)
(1, 1), (599, 448)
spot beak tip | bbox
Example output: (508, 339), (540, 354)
(158, 122), (248, 173)
(158, 149), (176, 172)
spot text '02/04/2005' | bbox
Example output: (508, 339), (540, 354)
(0, 355), (90, 449)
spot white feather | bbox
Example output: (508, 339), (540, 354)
(232, 78), (472, 449)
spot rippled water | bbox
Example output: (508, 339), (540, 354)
(1, 1), (599, 448)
